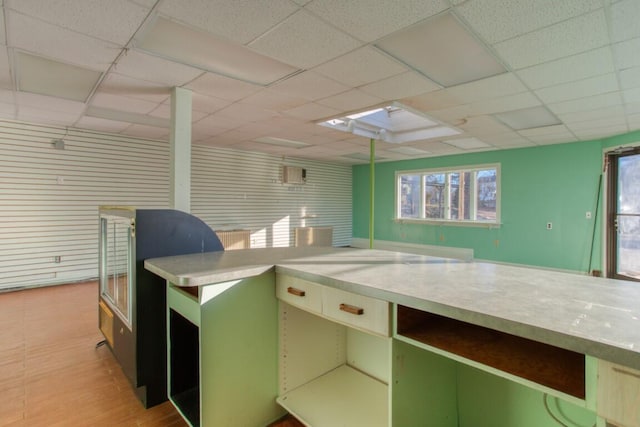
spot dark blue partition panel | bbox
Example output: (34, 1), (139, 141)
(132, 210), (222, 407)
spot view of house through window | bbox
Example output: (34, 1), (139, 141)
(397, 164), (499, 224)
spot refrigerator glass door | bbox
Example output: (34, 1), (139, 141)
(100, 214), (134, 328)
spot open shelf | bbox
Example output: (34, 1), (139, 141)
(277, 364), (388, 427)
(396, 305), (585, 400)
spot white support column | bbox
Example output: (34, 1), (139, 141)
(169, 87), (192, 213)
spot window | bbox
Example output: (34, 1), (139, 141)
(397, 164), (500, 225)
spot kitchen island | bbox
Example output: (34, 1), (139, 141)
(145, 247), (640, 427)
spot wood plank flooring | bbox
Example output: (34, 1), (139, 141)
(0, 281), (302, 427)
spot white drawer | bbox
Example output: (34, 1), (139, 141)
(322, 287), (390, 336)
(276, 275), (322, 314)
(597, 360), (640, 427)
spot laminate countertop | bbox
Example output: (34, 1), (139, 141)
(145, 247), (640, 371)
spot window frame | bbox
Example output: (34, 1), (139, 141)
(395, 163), (501, 227)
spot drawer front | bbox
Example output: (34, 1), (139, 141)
(597, 360), (640, 427)
(322, 287), (389, 336)
(276, 275), (322, 314)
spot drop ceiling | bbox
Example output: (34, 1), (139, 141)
(0, 0), (639, 164)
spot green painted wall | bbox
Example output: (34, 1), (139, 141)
(353, 130), (640, 272)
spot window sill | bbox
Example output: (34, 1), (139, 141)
(393, 218), (502, 228)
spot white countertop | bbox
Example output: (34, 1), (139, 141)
(145, 247), (640, 370)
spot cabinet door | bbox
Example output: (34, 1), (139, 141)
(598, 360), (640, 427)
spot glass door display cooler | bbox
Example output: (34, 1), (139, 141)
(98, 206), (223, 408)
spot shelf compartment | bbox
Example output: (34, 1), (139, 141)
(396, 305), (585, 400)
(277, 364), (388, 427)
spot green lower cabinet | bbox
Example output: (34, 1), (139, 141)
(392, 339), (598, 427)
(167, 272), (285, 427)
(392, 339), (459, 426)
(457, 364), (597, 427)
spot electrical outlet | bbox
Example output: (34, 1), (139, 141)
(546, 222), (552, 230)
(586, 211), (592, 219)
(54, 256), (61, 263)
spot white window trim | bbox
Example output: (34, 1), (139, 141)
(395, 163), (501, 227)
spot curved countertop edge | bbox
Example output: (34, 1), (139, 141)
(144, 247), (640, 372)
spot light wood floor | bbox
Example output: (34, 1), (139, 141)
(0, 281), (301, 427)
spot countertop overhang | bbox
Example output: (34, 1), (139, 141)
(145, 247), (640, 371)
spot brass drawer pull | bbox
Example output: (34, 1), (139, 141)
(339, 303), (364, 315)
(287, 287), (306, 297)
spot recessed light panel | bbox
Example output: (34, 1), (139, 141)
(375, 13), (506, 87)
(16, 52), (101, 102)
(494, 106), (562, 130)
(137, 17), (300, 86)
(318, 101), (461, 143)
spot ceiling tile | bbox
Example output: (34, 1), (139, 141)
(458, 115), (512, 135)
(557, 105), (626, 123)
(0, 48), (12, 90)
(130, 0), (157, 7)
(517, 124), (572, 137)
(0, 8), (6, 45)
(468, 92), (541, 116)
(282, 102), (343, 121)
(270, 71), (349, 101)
(306, 0), (449, 42)
(115, 50), (203, 86)
(7, 11), (120, 72)
(572, 124), (629, 140)
(627, 113), (640, 130)
(534, 73), (619, 104)
(312, 47), (406, 87)
(316, 89), (383, 113)
(455, 0), (602, 44)
(610, 0), (640, 43)
(548, 92), (623, 115)
(0, 89), (16, 104)
(620, 67), (640, 89)
(626, 103), (640, 114)
(401, 90), (465, 112)
(360, 71), (440, 101)
(493, 10), (609, 70)
(215, 102), (281, 123)
(5, 0), (150, 45)
(158, 0), (299, 44)
(248, 10), (361, 69)
(445, 73), (528, 104)
(445, 137), (491, 149)
(191, 93), (233, 114)
(526, 133), (578, 145)
(623, 87), (640, 104)
(17, 105), (80, 126)
(240, 88), (308, 111)
(515, 47), (615, 90)
(97, 72), (170, 104)
(90, 92), (159, 114)
(75, 116), (132, 133)
(193, 113), (246, 132)
(613, 37), (640, 70)
(121, 123), (169, 140)
(564, 116), (627, 131)
(408, 140), (464, 155)
(484, 132), (536, 148)
(16, 92), (86, 115)
(185, 72), (261, 101)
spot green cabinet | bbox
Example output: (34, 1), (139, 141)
(166, 272), (285, 427)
